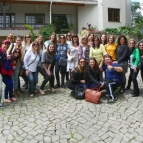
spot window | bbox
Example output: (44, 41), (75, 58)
(108, 8), (120, 22)
(0, 13), (15, 28)
(25, 14), (45, 28)
(52, 14), (71, 33)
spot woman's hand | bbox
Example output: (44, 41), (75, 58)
(80, 80), (85, 83)
(134, 67), (137, 73)
(141, 55), (143, 59)
(7, 55), (11, 60)
(13, 66), (16, 70)
(26, 70), (30, 76)
(46, 69), (51, 76)
(100, 83), (104, 88)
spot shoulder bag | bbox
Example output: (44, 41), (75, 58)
(85, 86), (102, 104)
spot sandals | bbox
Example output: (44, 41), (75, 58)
(39, 90), (45, 95)
(51, 88), (55, 92)
(30, 94), (34, 97)
(11, 98), (17, 101)
(5, 99), (11, 103)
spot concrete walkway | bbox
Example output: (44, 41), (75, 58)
(0, 72), (143, 143)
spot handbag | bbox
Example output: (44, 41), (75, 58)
(59, 57), (67, 67)
(85, 86), (102, 104)
(138, 60), (143, 70)
(71, 85), (86, 100)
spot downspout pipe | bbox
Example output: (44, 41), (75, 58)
(49, 1), (52, 24)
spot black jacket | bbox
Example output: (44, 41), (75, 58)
(116, 45), (129, 63)
(86, 65), (103, 86)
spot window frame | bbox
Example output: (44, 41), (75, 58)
(25, 13), (45, 28)
(0, 13), (15, 28)
(108, 8), (120, 22)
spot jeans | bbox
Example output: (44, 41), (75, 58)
(12, 65), (20, 89)
(37, 67), (54, 90)
(28, 71), (38, 94)
(2, 74), (13, 99)
(55, 61), (66, 85)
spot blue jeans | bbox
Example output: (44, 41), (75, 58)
(12, 65), (20, 89)
(28, 71), (38, 94)
(2, 75), (13, 99)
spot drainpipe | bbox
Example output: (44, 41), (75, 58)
(3, 1), (6, 29)
(49, 1), (52, 24)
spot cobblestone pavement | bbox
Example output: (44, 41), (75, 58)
(0, 71), (143, 143)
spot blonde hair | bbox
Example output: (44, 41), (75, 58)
(31, 40), (40, 54)
(7, 34), (14, 42)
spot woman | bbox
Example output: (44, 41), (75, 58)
(1, 49), (20, 102)
(37, 43), (55, 93)
(88, 33), (94, 47)
(44, 32), (57, 49)
(67, 34), (80, 72)
(100, 34), (107, 46)
(24, 40), (40, 97)
(90, 36), (107, 65)
(116, 35), (129, 93)
(125, 39), (140, 97)
(138, 41), (143, 81)
(66, 32), (72, 45)
(86, 58), (103, 89)
(7, 35), (24, 97)
(104, 35), (117, 61)
(22, 34), (33, 89)
(55, 35), (68, 88)
(22, 34), (32, 53)
(6, 34), (14, 44)
(68, 57), (87, 90)
(80, 35), (90, 65)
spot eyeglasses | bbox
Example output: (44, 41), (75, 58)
(80, 61), (86, 63)
(33, 44), (39, 47)
(139, 45), (143, 46)
(26, 36), (31, 38)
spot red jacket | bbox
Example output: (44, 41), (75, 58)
(1, 59), (15, 76)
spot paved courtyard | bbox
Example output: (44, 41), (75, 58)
(0, 71), (143, 143)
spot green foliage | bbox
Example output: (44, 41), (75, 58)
(23, 24), (36, 41)
(104, 26), (143, 37)
(39, 24), (56, 41)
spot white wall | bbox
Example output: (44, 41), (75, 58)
(78, 4), (98, 33)
(102, 0), (131, 29)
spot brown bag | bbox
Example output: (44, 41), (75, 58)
(85, 87), (102, 104)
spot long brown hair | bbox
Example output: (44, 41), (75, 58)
(93, 36), (100, 48)
(72, 34), (79, 46)
(47, 43), (56, 57)
(89, 57), (99, 74)
(31, 40), (40, 54)
(75, 57), (86, 73)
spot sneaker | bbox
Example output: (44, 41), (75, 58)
(5, 99), (11, 103)
(10, 98), (17, 101)
(0, 104), (4, 108)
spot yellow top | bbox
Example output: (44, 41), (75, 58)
(89, 45), (107, 64)
(104, 43), (117, 61)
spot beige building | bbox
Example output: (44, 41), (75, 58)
(0, 0), (131, 36)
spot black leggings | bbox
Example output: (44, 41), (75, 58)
(127, 68), (139, 94)
(55, 61), (66, 85)
(37, 67), (54, 90)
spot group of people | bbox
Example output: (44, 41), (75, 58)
(0, 32), (143, 105)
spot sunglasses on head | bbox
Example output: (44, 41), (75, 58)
(80, 60), (86, 63)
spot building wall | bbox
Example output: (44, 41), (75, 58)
(78, 5), (98, 33)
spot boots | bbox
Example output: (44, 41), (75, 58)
(118, 82), (126, 94)
(14, 89), (19, 97)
